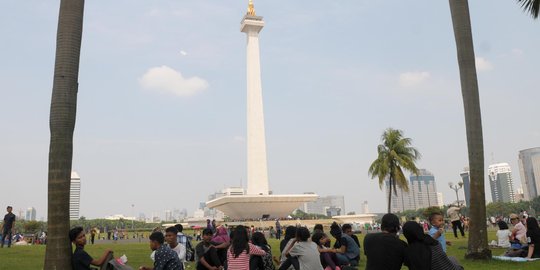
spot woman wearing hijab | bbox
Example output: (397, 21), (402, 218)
(402, 221), (463, 270)
(212, 226), (231, 265)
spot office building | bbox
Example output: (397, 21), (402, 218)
(460, 168), (471, 206)
(518, 147), (540, 200)
(25, 207), (36, 221)
(361, 201), (370, 214)
(488, 163), (515, 203)
(302, 195), (345, 217)
(387, 169), (439, 213)
(70, 171), (81, 220)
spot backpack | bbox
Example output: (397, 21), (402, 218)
(184, 236), (195, 262)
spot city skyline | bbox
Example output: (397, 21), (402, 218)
(1, 1), (539, 218)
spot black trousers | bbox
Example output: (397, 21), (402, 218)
(278, 256), (299, 270)
(451, 220), (465, 237)
(1, 230), (13, 247)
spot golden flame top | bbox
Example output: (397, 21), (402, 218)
(247, 0), (256, 16)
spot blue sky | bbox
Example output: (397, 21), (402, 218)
(0, 0), (539, 219)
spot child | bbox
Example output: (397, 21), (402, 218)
(140, 231), (183, 270)
(428, 212), (451, 252)
(69, 226), (113, 270)
(496, 221), (511, 248)
(227, 226), (266, 270)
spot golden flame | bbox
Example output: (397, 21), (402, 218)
(247, 0), (256, 16)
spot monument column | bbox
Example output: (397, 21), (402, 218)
(241, 0), (269, 195)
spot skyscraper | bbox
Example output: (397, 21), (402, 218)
(460, 167), (471, 206)
(25, 207), (36, 221)
(386, 169), (438, 212)
(518, 147), (540, 200)
(70, 171), (81, 220)
(488, 163), (515, 203)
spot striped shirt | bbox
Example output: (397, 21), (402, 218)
(431, 244), (463, 270)
(227, 243), (266, 270)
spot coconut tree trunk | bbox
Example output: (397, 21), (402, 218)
(448, 0), (491, 260)
(387, 176), (392, 213)
(44, 1), (85, 269)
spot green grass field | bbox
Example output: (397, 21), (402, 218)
(1, 231), (540, 270)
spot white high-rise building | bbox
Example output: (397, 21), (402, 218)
(361, 201), (370, 214)
(518, 147), (540, 200)
(302, 195), (345, 216)
(25, 207), (36, 221)
(437, 193), (444, 207)
(488, 163), (515, 203)
(387, 169), (439, 213)
(70, 171), (81, 220)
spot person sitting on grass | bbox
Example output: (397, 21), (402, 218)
(69, 226), (113, 270)
(282, 227), (323, 270)
(526, 217), (540, 259)
(403, 221), (463, 270)
(363, 213), (407, 270)
(140, 231), (183, 270)
(311, 232), (340, 270)
(495, 220), (511, 248)
(227, 225), (266, 270)
(196, 228), (227, 270)
(428, 212), (451, 252)
(333, 223), (360, 266)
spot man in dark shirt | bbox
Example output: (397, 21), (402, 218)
(140, 231), (183, 270)
(195, 229), (226, 270)
(363, 213), (407, 270)
(1, 206), (16, 248)
(69, 226), (113, 270)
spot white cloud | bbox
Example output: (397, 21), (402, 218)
(139, 66), (208, 97)
(475, 57), (494, 72)
(398, 71), (430, 87)
(180, 50), (188, 56)
(511, 48), (524, 57)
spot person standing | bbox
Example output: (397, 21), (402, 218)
(1, 206), (16, 248)
(90, 228), (97, 245)
(275, 219), (282, 240)
(446, 205), (465, 238)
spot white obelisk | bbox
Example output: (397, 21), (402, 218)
(242, 0), (269, 195)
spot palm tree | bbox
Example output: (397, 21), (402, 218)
(368, 128), (420, 213)
(517, 0), (540, 18)
(448, 0), (491, 260)
(44, 1), (85, 269)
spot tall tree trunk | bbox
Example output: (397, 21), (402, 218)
(44, 1), (85, 269)
(449, 0), (491, 260)
(387, 176), (393, 213)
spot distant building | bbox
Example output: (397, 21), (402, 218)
(70, 171), (81, 220)
(437, 192), (444, 207)
(460, 168), (471, 206)
(515, 187), (525, 202)
(387, 169), (439, 213)
(361, 201), (370, 214)
(302, 195), (345, 217)
(25, 207), (36, 221)
(488, 163), (515, 203)
(518, 147), (540, 200)
(164, 210), (173, 221)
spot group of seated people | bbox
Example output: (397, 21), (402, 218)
(493, 214), (540, 259)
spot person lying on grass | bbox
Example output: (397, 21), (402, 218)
(69, 226), (113, 270)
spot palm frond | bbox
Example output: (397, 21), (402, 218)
(517, 0), (540, 19)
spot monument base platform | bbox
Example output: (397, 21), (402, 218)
(206, 194), (318, 220)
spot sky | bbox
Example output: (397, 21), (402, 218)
(0, 1), (539, 220)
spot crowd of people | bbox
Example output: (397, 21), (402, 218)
(491, 212), (540, 259)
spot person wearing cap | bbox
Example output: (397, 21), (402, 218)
(510, 213), (527, 245)
(363, 213), (407, 270)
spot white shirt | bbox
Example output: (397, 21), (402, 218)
(496, 229), (511, 248)
(170, 243), (186, 262)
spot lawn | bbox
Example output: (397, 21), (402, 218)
(1, 230), (540, 269)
